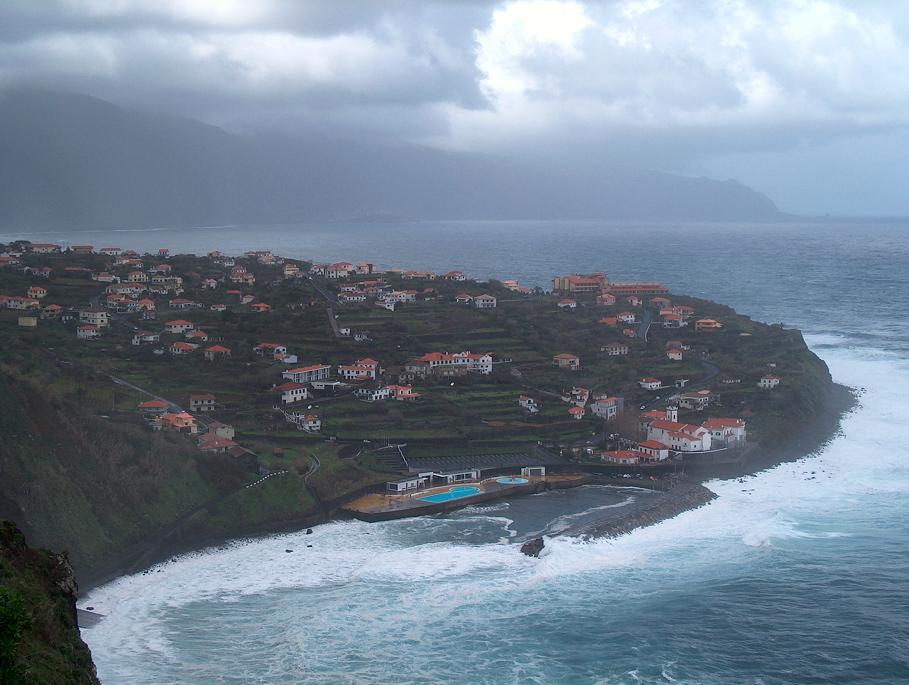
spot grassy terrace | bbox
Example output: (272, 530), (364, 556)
(0, 248), (834, 574)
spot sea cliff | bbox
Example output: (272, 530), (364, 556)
(0, 521), (98, 684)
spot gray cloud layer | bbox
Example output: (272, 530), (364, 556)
(0, 0), (907, 214)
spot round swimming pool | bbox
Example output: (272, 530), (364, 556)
(496, 477), (530, 485)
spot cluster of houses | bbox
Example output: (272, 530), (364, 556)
(136, 398), (249, 453)
(553, 272), (669, 297)
(518, 386), (624, 422)
(404, 351), (494, 379)
(3, 244), (783, 470)
(597, 404), (747, 464)
(562, 386), (624, 420)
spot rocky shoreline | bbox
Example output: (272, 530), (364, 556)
(80, 382), (856, 588)
(521, 381), (856, 557)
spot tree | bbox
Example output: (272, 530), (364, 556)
(0, 586), (29, 683)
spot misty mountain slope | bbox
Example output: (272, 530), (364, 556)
(0, 90), (781, 229)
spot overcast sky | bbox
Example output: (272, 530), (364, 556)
(1, 0), (907, 216)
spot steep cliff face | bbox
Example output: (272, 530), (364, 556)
(0, 359), (253, 583)
(0, 521), (99, 684)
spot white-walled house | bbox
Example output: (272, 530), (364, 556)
(79, 308), (109, 328)
(647, 419), (712, 452)
(758, 374), (781, 389)
(703, 418), (747, 446)
(274, 382), (310, 404)
(473, 294), (497, 309)
(282, 364), (331, 384)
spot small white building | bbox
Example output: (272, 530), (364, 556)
(638, 377), (661, 390)
(164, 319), (194, 334)
(77, 325), (100, 339)
(274, 382), (310, 404)
(355, 386), (392, 402)
(79, 308), (109, 328)
(386, 475), (430, 493)
(602, 342), (628, 356)
(473, 294), (497, 309)
(679, 389), (712, 411)
(758, 374), (781, 389)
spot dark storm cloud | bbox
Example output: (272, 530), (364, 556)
(0, 0), (907, 212)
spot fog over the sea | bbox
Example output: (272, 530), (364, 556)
(0, 0), (907, 215)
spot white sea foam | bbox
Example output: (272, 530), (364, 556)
(528, 343), (909, 582)
(82, 343), (909, 682)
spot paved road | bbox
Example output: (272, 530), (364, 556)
(308, 276), (338, 304)
(636, 309), (654, 341)
(640, 359), (721, 411)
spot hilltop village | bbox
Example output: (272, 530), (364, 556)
(0, 240), (828, 527)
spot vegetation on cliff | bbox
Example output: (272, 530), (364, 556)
(0, 520), (98, 684)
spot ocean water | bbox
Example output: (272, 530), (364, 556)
(18, 220), (906, 683)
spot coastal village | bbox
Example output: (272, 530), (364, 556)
(0, 240), (810, 519)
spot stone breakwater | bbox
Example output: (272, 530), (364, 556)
(579, 480), (717, 540)
(521, 478), (717, 556)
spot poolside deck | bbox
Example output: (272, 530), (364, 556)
(341, 474), (590, 522)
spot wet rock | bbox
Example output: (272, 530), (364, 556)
(306, 529), (313, 535)
(521, 537), (545, 557)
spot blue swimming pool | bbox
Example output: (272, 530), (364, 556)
(418, 486), (481, 503)
(496, 477), (530, 485)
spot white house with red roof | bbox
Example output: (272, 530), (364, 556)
(407, 351), (493, 378)
(558, 299), (577, 309)
(703, 418), (747, 446)
(30, 243), (61, 254)
(338, 358), (380, 381)
(282, 364), (332, 384)
(637, 440), (670, 461)
(650, 296), (671, 309)
(679, 389), (712, 410)
(638, 377), (662, 390)
(274, 382), (310, 404)
(189, 394), (217, 412)
(568, 405), (585, 420)
(203, 345), (231, 361)
(518, 395), (539, 414)
(255, 343), (288, 359)
(132, 331), (160, 345)
(473, 294), (497, 309)
(385, 384), (421, 401)
(327, 262), (354, 279)
(591, 395), (624, 420)
(165, 319), (194, 334)
(553, 353), (580, 371)
(170, 341), (197, 355)
(758, 374), (781, 389)
(647, 419), (712, 452)
(601, 449), (641, 464)
(137, 399), (169, 415)
(355, 386), (392, 402)
(77, 325), (100, 339)
(565, 386), (590, 407)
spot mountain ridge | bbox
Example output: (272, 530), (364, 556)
(0, 88), (783, 230)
